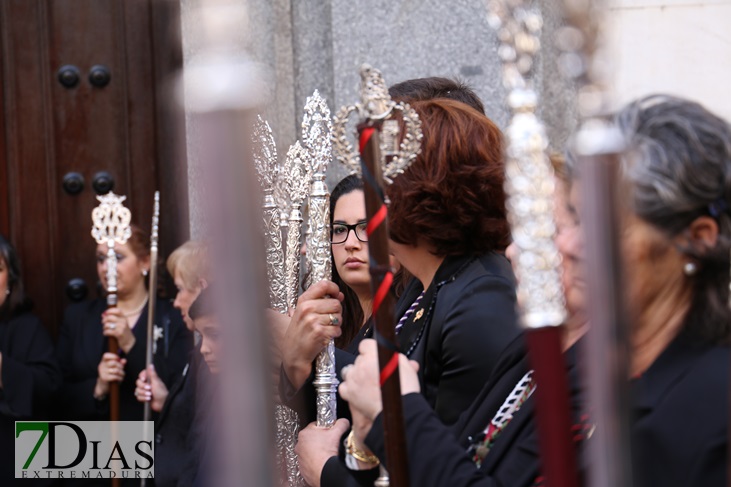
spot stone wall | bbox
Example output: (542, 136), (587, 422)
(180, 0), (581, 235)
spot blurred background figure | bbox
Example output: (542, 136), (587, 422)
(0, 234), (61, 487)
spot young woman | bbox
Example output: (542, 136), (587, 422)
(0, 235), (61, 486)
(328, 175), (372, 352)
(56, 225), (192, 425)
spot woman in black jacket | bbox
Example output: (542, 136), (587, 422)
(291, 98), (521, 485)
(0, 234), (62, 486)
(56, 225), (191, 424)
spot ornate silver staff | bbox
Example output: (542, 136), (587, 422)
(91, 191), (132, 424)
(556, 2), (633, 486)
(252, 115), (304, 487)
(141, 191), (159, 487)
(91, 191), (132, 487)
(254, 116), (288, 314)
(332, 64), (422, 487)
(487, 2), (578, 486)
(283, 141), (312, 311)
(301, 90), (339, 428)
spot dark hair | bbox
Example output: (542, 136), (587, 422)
(127, 225), (151, 261)
(389, 77), (486, 115)
(0, 234), (33, 319)
(387, 99), (510, 256)
(616, 94), (731, 343)
(188, 287), (215, 321)
(329, 175), (365, 348)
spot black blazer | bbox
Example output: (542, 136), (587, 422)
(321, 336), (585, 487)
(154, 347), (202, 487)
(631, 331), (729, 486)
(0, 312), (62, 486)
(395, 253), (520, 425)
(56, 297), (192, 422)
(284, 253), (519, 428)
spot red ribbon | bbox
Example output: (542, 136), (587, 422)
(367, 204), (388, 236)
(380, 352), (399, 386)
(373, 271), (393, 314)
(359, 127), (375, 153)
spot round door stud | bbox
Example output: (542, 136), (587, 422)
(62, 172), (85, 195)
(88, 65), (111, 88)
(57, 65), (81, 88)
(66, 278), (88, 302)
(92, 171), (115, 194)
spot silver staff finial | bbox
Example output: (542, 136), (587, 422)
(488, 0), (566, 330)
(332, 64), (423, 184)
(253, 115), (280, 190)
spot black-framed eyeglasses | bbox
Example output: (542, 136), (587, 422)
(331, 222), (368, 244)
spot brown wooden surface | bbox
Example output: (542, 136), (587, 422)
(0, 0), (187, 338)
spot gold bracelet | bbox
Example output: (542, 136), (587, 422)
(346, 430), (380, 466)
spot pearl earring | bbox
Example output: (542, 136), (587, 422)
(683, 262), (697, 276)
(142, 269), (149, 277)
(4, 289), (9, 296)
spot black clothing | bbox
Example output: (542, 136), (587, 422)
(284, 253), (519, 428)
(154, 347), (202, 487)
(181, 359), (215, 487)
(56, 297), (191, 422)
(0, 312), (62, 486)
(321, 335), (583, 487)
(394, 253), (519, 425)
(631, 331), (729, 486)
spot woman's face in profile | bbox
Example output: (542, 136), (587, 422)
(173, 270), (203, 331)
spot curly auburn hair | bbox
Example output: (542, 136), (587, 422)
(387, 99), (510, 256)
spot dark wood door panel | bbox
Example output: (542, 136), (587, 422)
(0, 0), (186, 337)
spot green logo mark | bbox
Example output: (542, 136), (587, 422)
(16, 422), (49, 469)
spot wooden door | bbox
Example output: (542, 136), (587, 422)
(0, 0), (189, 337)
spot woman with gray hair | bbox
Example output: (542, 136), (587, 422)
(614, 94), (730, 485)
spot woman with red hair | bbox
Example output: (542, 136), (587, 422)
(295, 98), (521, 486)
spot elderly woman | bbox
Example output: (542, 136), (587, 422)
(0, 235), (61, 486)
(293, 98), (521, 485)
(617, 95), (730, 485)
(133, 240), (209, 486)
(335, 95), (730, 487)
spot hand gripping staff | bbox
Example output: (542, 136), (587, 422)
(332, 64), (423, 487)
(253, 115), (304, 487)
(487, 2), (579, 486)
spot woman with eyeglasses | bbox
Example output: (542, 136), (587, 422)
(278, 176), (374, 417)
